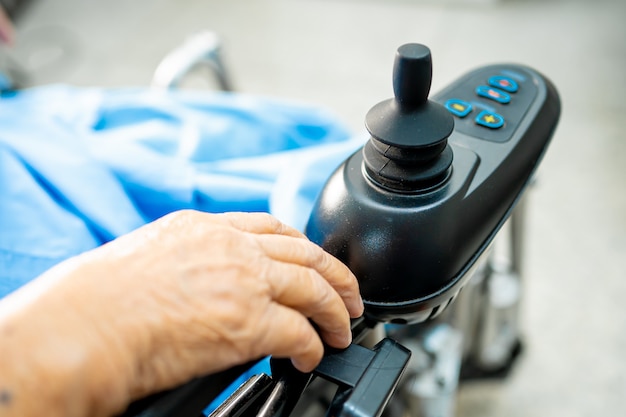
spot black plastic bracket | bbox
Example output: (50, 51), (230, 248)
(317, 338), (411, 417)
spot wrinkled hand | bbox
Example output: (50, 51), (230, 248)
(99, 211), (363, 392)
(0, 211), (362, 417)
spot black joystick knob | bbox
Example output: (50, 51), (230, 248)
(393, 43), (432, 107)
(363, 44), (455, 192)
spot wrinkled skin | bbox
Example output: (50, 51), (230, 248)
(0, 211), (363, 417)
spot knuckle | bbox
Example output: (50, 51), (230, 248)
(172, 209), (200, 222)
(257, 212), (284, 233)
(161, 209), (204, 231)
(340, 268), (359, 294)
(306, 243), (329, 271)
(312, 274), (336, 308)
(222, 212), (289, 235)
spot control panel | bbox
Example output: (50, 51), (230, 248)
(306, 45), (561, 323)
(438, 67), (539, 142)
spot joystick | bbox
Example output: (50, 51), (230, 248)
(363, 44), (454, 192)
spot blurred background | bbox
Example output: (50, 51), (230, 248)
(1, 0), (624, 416)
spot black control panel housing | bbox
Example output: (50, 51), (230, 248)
(306, 61), (561, 323)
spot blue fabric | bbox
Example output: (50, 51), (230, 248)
(0, 85), (366, 298)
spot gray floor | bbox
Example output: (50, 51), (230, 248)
(6, 0), (626, 416)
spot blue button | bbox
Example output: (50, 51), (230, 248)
(488, 76), (519, 93)
(475, 110), (504, 129)
(444, 99), (473, 117)
(476, 86), (511, 104)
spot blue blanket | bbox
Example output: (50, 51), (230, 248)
(0, 85), (364, 298)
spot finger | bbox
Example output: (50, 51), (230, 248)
(215, 212), (307, 239)
(254, 234), (364, 318)
(256, 303), (325, 372)
(260, 260), (351, 349)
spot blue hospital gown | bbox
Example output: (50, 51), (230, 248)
(0, 85), (365, 296)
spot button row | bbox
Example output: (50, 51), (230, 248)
(444, 74), (520, 129)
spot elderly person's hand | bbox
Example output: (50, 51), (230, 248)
(0, 211), (363, 417)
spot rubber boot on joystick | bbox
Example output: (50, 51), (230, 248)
(363, 43), (455, 192)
